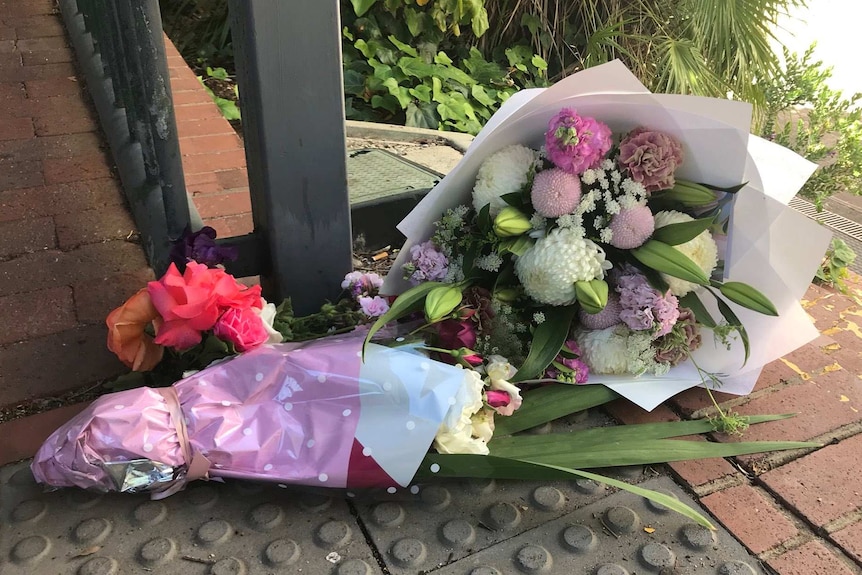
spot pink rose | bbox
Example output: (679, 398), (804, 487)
(358, 295), (390, 317)
(148, 262), (261, 350)
(213, 307), (269, 352)
(618, 128), (684, 194)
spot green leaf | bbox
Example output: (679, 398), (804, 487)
(382, 77), (412, 109)
(652, 216), (715, 246)
(354, 39), (374, 59)
(206, 66), (229, 80)
(408, 84), (432, 103)
(398, 56), (436, 79)
(498, 235), (532, 257)
(531, 55), (548, 71)
(405, 102), (439, 129)
(434, 51), (453, 65)
(350, 0), (378, 17)
(710, 289), (751, 364)
(371, 93), (400, 114)
(414, 455), (716, 529)
(717, 281), (779, 316)
(495, 385), (619, 436)
(470, 84), (496, 107)
(388, 35), (418, 57)
(512, 305), (577, 382)
(679, 292), (718, 328)
(362, 281), (444, 357)
(343, 69), (366, 97)
(477, 203), (491, 234)
(631, 240), (709, 285)
(404, 7), (425, 37)
(491, 414), (795, 454)
(434, 64), (476, 86)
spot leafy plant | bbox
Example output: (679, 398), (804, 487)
(160, 0), (232, 67)
(198, 66), (241, 121)
(815, 237), (857, 293)
(761, 45), (862, 208)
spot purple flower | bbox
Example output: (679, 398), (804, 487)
(342, 271), (384, 299)
(654, 307), (701, 366)
(545, 108), (612, 175)
(615, 266), (679, 337)
(170, 226), (238, 271)
(545, 339), (590, 383)
(406, 241), (449, 284)
(358, 295), (390, 317)
(618, 128), (684, 194)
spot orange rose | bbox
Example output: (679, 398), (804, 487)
(106, 288), (165, 371)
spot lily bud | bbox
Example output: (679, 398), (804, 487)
(494, 287), (519, 303)
(425, 284), (464, 322)
(493, 206), (532, 237)
(575, 279), (609, 315)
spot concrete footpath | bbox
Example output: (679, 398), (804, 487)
(1, 1), (862, 573)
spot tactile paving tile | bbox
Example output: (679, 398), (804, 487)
(352, 410), (647, 575)
(430, 476), (765, 575)
(347, 148), (441, 205)
(1, 462), (383, 575)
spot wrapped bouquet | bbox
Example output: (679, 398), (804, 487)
(32, 62), (831, 529)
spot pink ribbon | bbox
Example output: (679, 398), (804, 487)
(152, 387), (211, 499)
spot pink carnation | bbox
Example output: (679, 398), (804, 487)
(608, 205), (655, 249)
(545, 109), (612, 175)
(358, 295), (390, 317)
(531, 168), (582, 217)
(618, 128), (684, 194)
(213, 307), (268, 352)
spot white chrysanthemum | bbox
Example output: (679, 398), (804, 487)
(515, 227), (608, 305)
(576, 326), (631, 374)
(473, 145), (541, 217)
(653, 210), (719, 296)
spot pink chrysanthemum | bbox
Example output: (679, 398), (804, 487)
(578, 292), (622, 330)
(545, 108), (612, 175)
(608, 205), (655, 249)
(531, 168), (582, 218)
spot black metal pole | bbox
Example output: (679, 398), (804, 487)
(227, 0), (353, 314)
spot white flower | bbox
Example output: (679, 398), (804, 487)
(653, 210), (719, 296)
(533, 312), (546, 324)
(485, 355), (522, 416)
(254, 298), (283, 344)
(476, 253), (504, 272)
(471, 409), (495, 443)
(515, 228), (608, 305)
(581, 169), (598, 185)
(576, 326), (666, 376)
(434, 369), (489, 455)
(473, 145), (541, 217)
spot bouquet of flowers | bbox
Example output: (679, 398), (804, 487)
(32, 62), (831, 530)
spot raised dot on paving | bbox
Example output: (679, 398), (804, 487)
(78, 556), (118, 575)
(514, 544), (552, 573)
(372, 501), (405, 528)
(639, 542), (675, 570)
(211, 557), (246, 575)
(249, 502), (283, 530)
(718, 560), (758, 575)
(138, 537), (176, 566)
(298, 493), (332, 512)
(73, 517), (113, 544)
(133, 500), (167, 525)
(466, 477), (496, 493)
(264, 539), (300, 566)
(337, 558), (373, 575)
(196, 519), (233, 545)
(419, 485), (451, 511)
(440, 518), (476, 547)
(315, 520), (352, 548)
(10, 466), (36, 485)
(485, 501), (521, 530)
(573, 478), (603, 494)
(680, 522), (718, 549)
(66, 490), (102, 510)
(531, 486), (564, 511)
(11, 500), (47, 523)
(595, 564), (629, 575)
(470, 568), (502, 575)
(11, 535), (51, 564)
(560, 524), (596, 553)
(603, 506), (639, 533)
(390, 537), (427, 567)
(185, 485), (219, 508)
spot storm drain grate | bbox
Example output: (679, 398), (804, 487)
(347, 148), (442, 207)
(790, 196), (862, 241)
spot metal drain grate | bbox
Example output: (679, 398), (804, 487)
(789, 196), (862, 240)
(347, 148), (442, 207)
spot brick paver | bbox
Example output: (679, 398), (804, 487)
(767, 540), (858, 575)
(831, 520), (862, 564)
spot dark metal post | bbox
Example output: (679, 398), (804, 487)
(227, 0), (353, 315)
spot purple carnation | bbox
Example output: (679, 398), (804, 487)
(406, 241), (449, 284)
(170, 226), (238, 271)
(618, 127), (684, 194)
(545, 108), (612, 175)
(545, 339), (589, 383)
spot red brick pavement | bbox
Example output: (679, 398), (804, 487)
(1, 3), (861, 573)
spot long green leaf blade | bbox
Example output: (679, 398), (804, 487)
(362, 281), (442, 358)
(652, 216), (714, 246)
(414, 454), (715, 529)
(679, 292), (718, 328)
(512, 305), (577, 382)
(718, 281), (779, 317)
(631, 240), (709, 285)
(489, 414), (795, 455)
(494, 384), (619, 436)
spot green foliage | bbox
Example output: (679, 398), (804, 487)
(760, 45), (862, 208)
(815, 238), (858, 293)
(197, 67), (241, 121)
(160, 0), (232, 67)
(341, 1), (547, 134)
